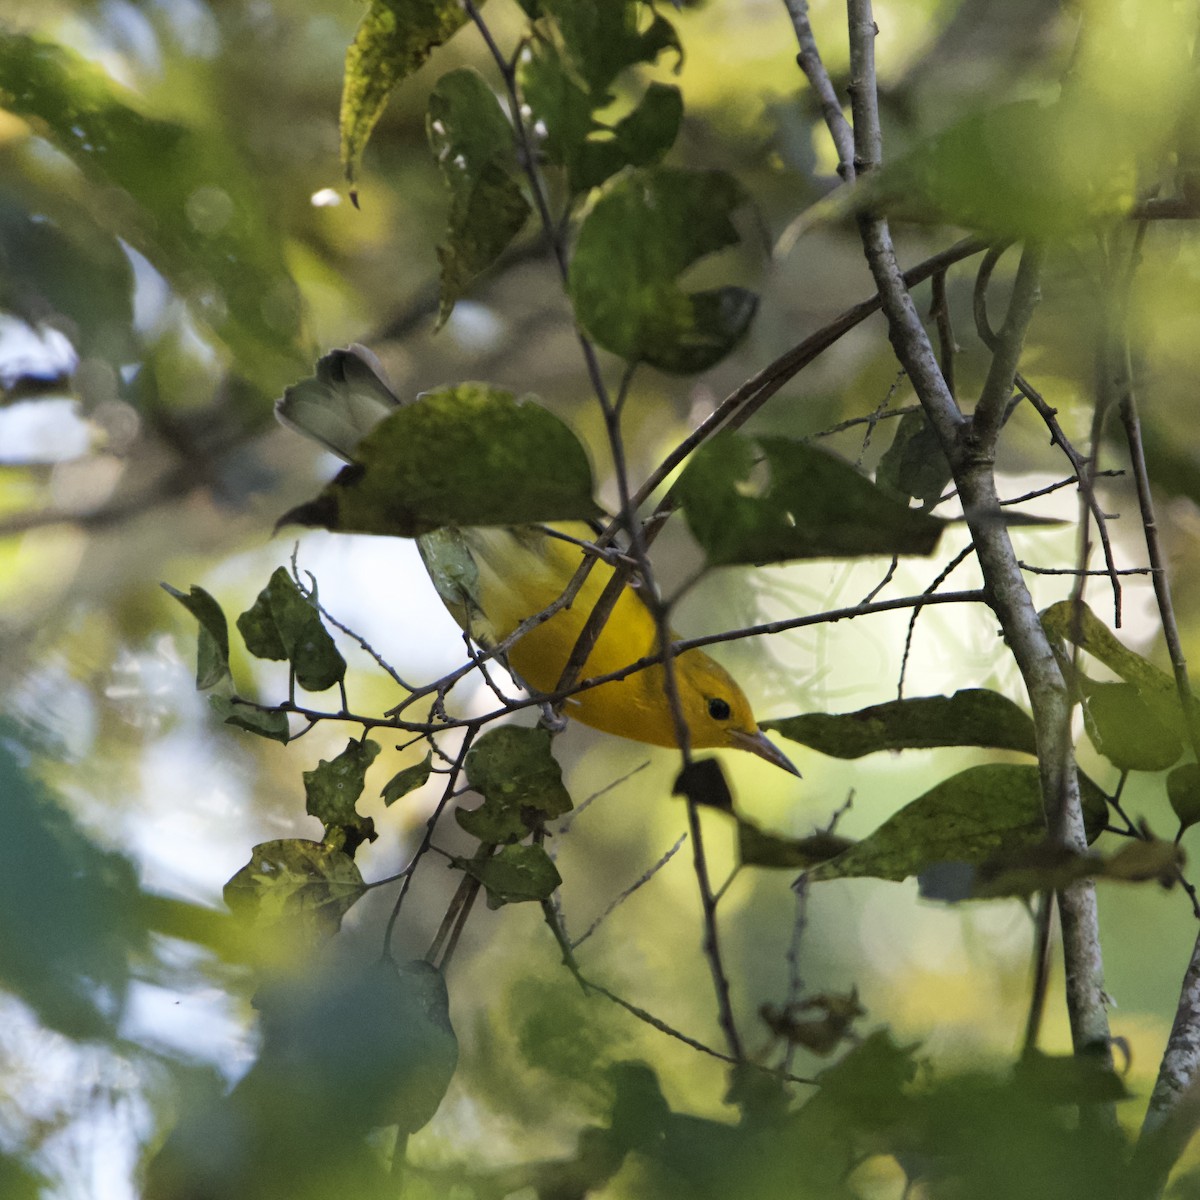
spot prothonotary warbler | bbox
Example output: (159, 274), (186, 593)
(276, 345), (799, 775)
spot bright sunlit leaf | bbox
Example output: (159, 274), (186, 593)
(223, 839), (367, 943)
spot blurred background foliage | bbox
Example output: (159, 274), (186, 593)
(3, 0), (1200, 1195)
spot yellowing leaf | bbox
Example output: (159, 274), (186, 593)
(341, 0), (473, 195)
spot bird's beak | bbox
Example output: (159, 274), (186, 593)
(730, 729), (801, 777)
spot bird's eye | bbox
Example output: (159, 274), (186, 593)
(707, 697), (732, 721)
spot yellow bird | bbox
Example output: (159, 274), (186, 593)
(419, 522), (797, 769)
(277, 346), (798, 774)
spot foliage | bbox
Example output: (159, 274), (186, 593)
(4, 0), (1200, 1197)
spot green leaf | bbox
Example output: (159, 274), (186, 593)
(738, 820), (854, 870)
(764, 690), (1037, 759)
(0, 1153), (42, 1200)
(146, 961), (457, 1196)
(543, 0), (682, 96)
(0, 34), (304, 390)
(519, 36), (681, 194)
(1082, 681), (1182, 773)
(457, 726), (572, 842)
(236, 568), (346, 694)
(382, 753), (433, 805)
(163, 583), (231, 689)
(1012, 1051), (1128, 1105)
(519, 41), (619, 194)
(252, 960), (457, 1137)
(0, 196), (134, 367)
(340, 0), (471, 196)
(304, 738), (381, 849)
(973, 836), (1184, 899)
(235, 578), (289, 662)
(672, 757), (733, 812)
(612, 83), (683, 166)
(676, 431), (945, 567)
(0, 730), (146, 1039)
(1041, 600), (1190, 740)
(871, 98), (1138, 238)
(454, 843), (562, 907)
(809, 1029), (918, 1122)
(209, 696), (291, 743)
(876, 409), (953, 509)
(569, 167), (757, 373)
(223, 839), (366, 944)
(807, 764), (1107, 884)
(279, 383), (600, 536)
(428, 68), (531, 326)
(1168, 763), (1200, 833)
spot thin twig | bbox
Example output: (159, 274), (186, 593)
(556, 759), (651, 836)
(897, 544), (976, 699)
(1015, 375), (1124, 625)
(630, 238), (987, 514)
(784, 0), (856, 180)
(570, 834), (687, 949)
(972, 243), (1045, 446)
(1021, 892), (1055, 1055)
(383, 727), (476, 960)
(1017, 562), (1149, 577)
(930, 268), (957, 400)
(1003, 469), (1124, 507)
(541, 901), (816, 1085)
(235, 587), (991, 740)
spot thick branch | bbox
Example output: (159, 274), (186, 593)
(843, 0), (1113, 1089)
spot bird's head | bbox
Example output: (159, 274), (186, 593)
(677, 650), (799, 775)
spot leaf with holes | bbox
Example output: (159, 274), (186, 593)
(237, 568), (346, 694)
(304, 739), (381, 851)
(224, 839), (366, 944)
(457, 727), (572, 843)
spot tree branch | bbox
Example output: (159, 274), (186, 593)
(784, 0), (856, 180)
(842, 0), (1114, 1099)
